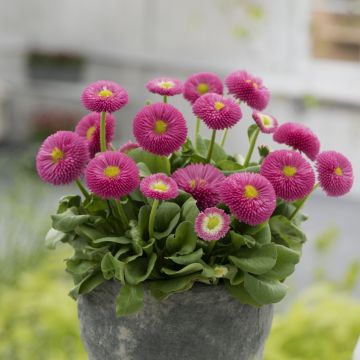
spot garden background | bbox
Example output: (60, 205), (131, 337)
(0, 0), (359, 359)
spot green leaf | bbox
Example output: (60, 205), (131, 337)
(45, 228), (72, 249)
(216, 159), (242, 171)
(203, 139), (227, 162)
(149, 274), (198, 300)
(124, 253), (157, 285)
(264, 244), (300, 280)
(165, 221), (197, 255)
(166, 248), (204, 265)
(229, 269), (245, 285)
(83, 195), (108, 214)
(229, 243), (277, 275)
(93, 236), (131, 245)
(137, 162), (152, 177)
(128, 148), (170, 175)
(253, 222), (271, 245)
(269, 215), (306, 250)
(138, 205), (151, 240)
(244, 273), (287, 304)
(230, 231), (256, 249)
(101, 252), (126, 282)
(116, 284), (144, 316)
(225, 281), (261, 307)
(154, 202), (181, 239)
(66, 259), (98, 275)
(247, 124), (259, 141)
(181, 198), (199, 224)
(52, 207), (91, 233)
(161, 263), (203, 277)
(75, 225), (105, 241)
(57, 195), (81, 213)
(69, 272), (105, 299)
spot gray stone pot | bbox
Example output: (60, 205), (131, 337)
(78, 280), (273, 360)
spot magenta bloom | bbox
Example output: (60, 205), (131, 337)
(260, 150), (315, 201)
(225, 70), (270, 111)
(133, 102), (187, 156)
(172, 164), (225, 210)
(273, 122), (320, 161)
(316, 151), (353, 197)
(192, 93), (242, 130)
(195, 207), (230, 241)
(221, 172), (276, 226)
(81, 80), (128, 113)
(119, 140), (140, 154)
(183, 72), (223, 104)
(36, 131), (89, 185)
(146, 77), (183, 96)
(140, 173), (178, 200)
(85, 151), (139, 199)
(252, 111), (278, 134)
(75, 112), (116, 157)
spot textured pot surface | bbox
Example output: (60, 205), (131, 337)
(78, 280), (273, 360)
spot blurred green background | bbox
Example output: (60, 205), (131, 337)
(1, 0), (360, 359)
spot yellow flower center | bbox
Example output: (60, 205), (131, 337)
(158, 81), (174, 89)
(86, 126), (96, 140)
(207, 215), (220, 230)
(103, 166), (120, 178)
(154, 120), (168, 134)
(283, 166), (297, 177)
(151, 181), (169, 192)
(245, 79), (259, 90)
(51, 147), (64, 163)
(214, 101), (225, 111)
(334, 167), (343, 176)
(262, 116), (271, 126)
(244, 185), (258, 199)
(197, 83), (209, 94)
(98, 89), (113, 98)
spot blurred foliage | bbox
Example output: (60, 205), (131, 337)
(0, 249), (86, 360)
(264, 285), (360, 360)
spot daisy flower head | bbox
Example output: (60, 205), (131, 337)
(36, 131), (89, 185)
(133, 102), (187, 156)
(316, 151), (353, 197)
(260, 150), (315, 201)
(273, 122), (320, 161)
(192, 93), (242, 130)
(85, 151), (139, 199)
(119, 140), (140, 154)
(172, 164), (225, 210)
(195, 207), (230, 241)
(140, 173), (178, 200)
(146, 77), (183, 97)
(183, 72), (223, 104)
(75, 112), (116, 157)
(225, 70), (270, 111)
(81, 80), (128, 113)
(252, 111), (278, 134)
(221, 172), (276, 226)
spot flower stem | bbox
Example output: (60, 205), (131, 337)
(206, 240), (216, 257)
(75, 179), (90, 200)
(243, 127), (260, 167)
(194, 117), (201, 150)
(110, 143), (116, 151)
(206, 129), (217, 163)
(100, 111), (107, 152)
(148, 199), (159, 239)
(220, 128), (228, 148)
(115, 199), (129, 229)
(289, 183), (320, 221)
(163, 95), (168, 103)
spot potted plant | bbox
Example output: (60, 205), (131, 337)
(36, 72), (354, 360)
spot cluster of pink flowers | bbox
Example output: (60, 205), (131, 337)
(36, 72), (354, 244)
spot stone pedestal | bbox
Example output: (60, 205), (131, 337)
(78, 280), (273, 360)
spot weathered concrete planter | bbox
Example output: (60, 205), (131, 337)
(78, 280), (273, 360)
